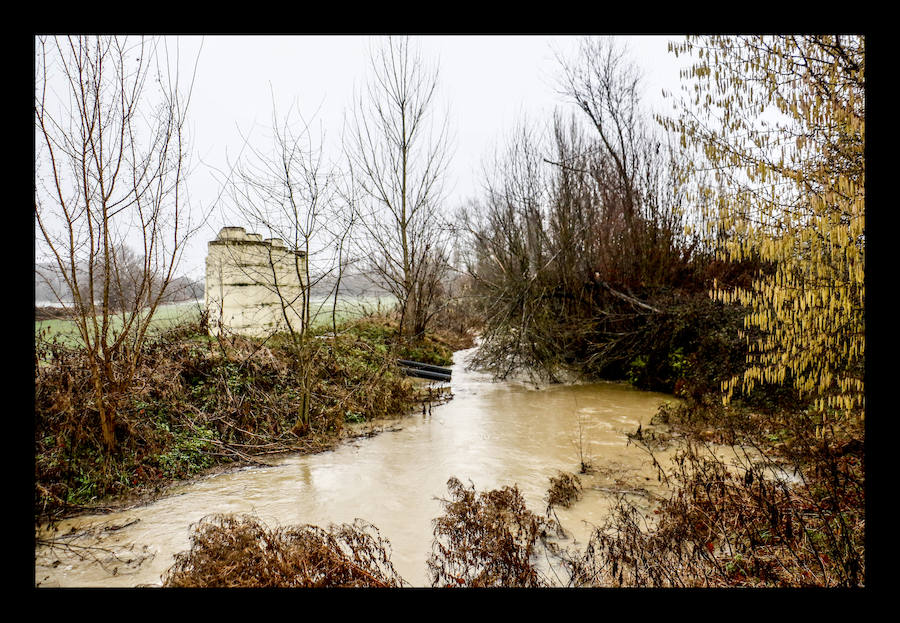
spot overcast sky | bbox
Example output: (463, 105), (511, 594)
(48, 35), (693, 280)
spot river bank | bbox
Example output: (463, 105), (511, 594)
(34, 314), (471, 526)
(34, 313), (864, 587)
(36, 345), (678, 587)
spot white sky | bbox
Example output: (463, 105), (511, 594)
(49, 35), (693, 280)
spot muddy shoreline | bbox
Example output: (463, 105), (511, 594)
(39, 402), (433, 526)
(35, 352), (675, 587)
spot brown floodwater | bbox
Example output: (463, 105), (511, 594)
(35, 347), (681, 588)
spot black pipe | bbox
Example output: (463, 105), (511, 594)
(397, 359), (453, 376)
(400, 367), (451, 382)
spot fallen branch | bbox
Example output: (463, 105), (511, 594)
(593, 274), (663, 314)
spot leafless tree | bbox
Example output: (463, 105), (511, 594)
(34, 35), (200, 451)
(344, 36), (453, 338)
(223, 100), (328, 339)
(459, 37), (699, 380)
(457, 119), (562, 378)
(555, 37), (695, 289)
(219, 95), (359, 431)
(89, 243), (146, 311)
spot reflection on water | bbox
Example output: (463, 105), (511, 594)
(35, 348), (676, 587)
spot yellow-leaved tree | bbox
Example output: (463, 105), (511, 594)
(664, 35), (864, 423)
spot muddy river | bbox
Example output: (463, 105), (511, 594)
(35, 347), (680, 587)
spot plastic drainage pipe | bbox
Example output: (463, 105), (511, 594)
(396, 359), (453, 376)
(399, 367), (452, 382)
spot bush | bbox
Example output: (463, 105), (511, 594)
(427, 477), (559, 587)
(563, 401), (865, 587)
(163, 514), (405, 587)
(35, 314), (458, 524)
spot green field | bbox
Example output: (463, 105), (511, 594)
(35, 296), (396, 346)
(307, 295), (395, 330)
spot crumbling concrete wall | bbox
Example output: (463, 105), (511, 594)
(205, 226), (307, 337)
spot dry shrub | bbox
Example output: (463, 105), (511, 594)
(35, 315), (431, 521)
(559, 432), (865, 587)
(162, 514), (405, 587)
(427, 477), (559, 587)
(546, 471), (582, 513)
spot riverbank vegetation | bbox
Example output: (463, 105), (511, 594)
(449, 35), (864, 587)
(162, 514), (405, 588)
(593, 401), (864, 587)
(35, 34), (863, 588)
(35, 311), (469, 524)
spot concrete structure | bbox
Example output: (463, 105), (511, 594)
(205, 226), (307, 337)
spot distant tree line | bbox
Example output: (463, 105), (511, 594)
(36, 249), (204, 310)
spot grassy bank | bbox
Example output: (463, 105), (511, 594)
(34, 312), (469, 525)
(34, 298), (863, 587)
(34, 295), (395, 349)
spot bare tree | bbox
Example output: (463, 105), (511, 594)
(344, 36), (453, 338)
(224, 100), (326, 338)
(219, 96), (358, 432)
(459, 37), (699, 380)
(89, 243), (146, 311)
(557, 38), (643, 227)
(34, 35), (200, 451)
(555, 37), (695, 290)
(457, 119), (561, 378)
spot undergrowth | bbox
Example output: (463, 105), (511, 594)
(427, 477), (561, 587)
(162, 514), (405, 587)
(35, 314), (458, 525)
(558, 399), (865, 587)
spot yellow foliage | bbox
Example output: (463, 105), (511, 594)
(664, 35), (865, 421)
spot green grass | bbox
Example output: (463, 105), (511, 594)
(35, 300), (204, 347)
(307, 295), (395, 329)
(35, 296), (397, 346)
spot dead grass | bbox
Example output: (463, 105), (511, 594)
(546, 471), (582, 514)
(427, 477), (560, 587)
(556, 401), (865, 587)
(162, 514), (406, 587)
